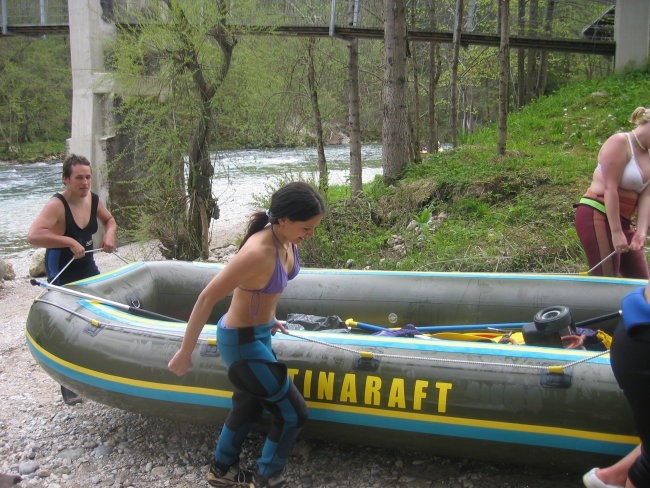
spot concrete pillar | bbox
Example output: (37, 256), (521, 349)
(615, 0), (650, 72)
(67, 0), (115, 207)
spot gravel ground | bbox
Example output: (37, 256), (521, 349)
(0, 224), (590, 487)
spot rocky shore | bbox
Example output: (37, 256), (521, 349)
(0, 227), (588, 487)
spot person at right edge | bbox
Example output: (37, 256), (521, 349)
(580, 109), (650, 487)
(574, 106), (650, 278)
(581, 284), (650, 488)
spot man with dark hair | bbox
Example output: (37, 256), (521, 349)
(28, 154), (117, 404)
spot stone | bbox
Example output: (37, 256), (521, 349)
(29, 248), (46, 278)
(3, 261), (15, 280)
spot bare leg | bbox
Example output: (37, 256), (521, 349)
(595, 445), (641, 486)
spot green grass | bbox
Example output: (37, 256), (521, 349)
(301, 70), (650, 273)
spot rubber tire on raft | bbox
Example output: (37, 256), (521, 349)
(533, 305), (573, 334)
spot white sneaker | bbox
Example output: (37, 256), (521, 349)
(582, 468), (624, 488)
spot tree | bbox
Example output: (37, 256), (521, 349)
(449, 0), (464, 147)
(497, 0), (509, 155)
(305, 37), (328, 194)
(347, 0), (363, 197)
(110, 0), (236, 260)
(427, 0), (443, 154)
(408, 1), (422, 163)
(382, 0), (411, 184)
(537, 0), (557, 96)
(0, 36), (70, 156)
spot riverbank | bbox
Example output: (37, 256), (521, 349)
(1, 276), (591, 487)
(1, 221), (589, 487)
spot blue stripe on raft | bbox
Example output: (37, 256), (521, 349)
(26, 335), (635, 456)
(77, 260), (647, 286)
(72, 261), (146, 285)
(306, 408), (636, 456)
(26, 339), (231, 409)
(297, 267), (647, 285)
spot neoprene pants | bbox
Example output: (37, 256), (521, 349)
(574, 205), (649, 279)
(214, 317), (308, 478)
(610, 323), (650, 487)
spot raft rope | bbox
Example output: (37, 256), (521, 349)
(47, 248), (105, 287)
(31, 298), (608, 375)
(43, 248), (131, 297)
(32, 299), (197, 341)
(280, 329), (607, 375)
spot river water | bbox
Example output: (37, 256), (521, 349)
(0, 145), (382, 260)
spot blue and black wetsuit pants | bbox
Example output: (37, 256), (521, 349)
(214, 316), (308, 478)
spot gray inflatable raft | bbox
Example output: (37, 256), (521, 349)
(26, 260), (644, 470)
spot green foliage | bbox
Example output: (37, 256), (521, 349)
(413, 208), (432, 227)
(0, 36), (70, 160)
(302, 70), (650, 273)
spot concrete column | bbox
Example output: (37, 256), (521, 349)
(67, 0), (115, 208)
(615, 0), (650, 72)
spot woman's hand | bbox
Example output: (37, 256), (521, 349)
(271, 319), (288, 336)
(612, 231), (630, 253)
(168, 350), (192, 376)
(630, 231), (647, 251)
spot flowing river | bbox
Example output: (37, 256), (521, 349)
(0, 145), (382, 259)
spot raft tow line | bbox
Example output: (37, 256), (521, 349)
(31, 299), (608, 376)
(280, 329), (609, 375)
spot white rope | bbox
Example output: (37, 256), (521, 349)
(48, 248), (104, 285)
(32, 298), (607, 376)
(282, 329), (605, 374)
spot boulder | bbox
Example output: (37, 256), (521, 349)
(29, 248), (47, 278)
(2, 261), (15, 281)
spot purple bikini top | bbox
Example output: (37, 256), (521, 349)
(240, 227), (300, 296)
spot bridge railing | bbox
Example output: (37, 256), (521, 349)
(1, 0), (68, 34)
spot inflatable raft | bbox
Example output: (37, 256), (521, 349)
(26, 260), (644, 470)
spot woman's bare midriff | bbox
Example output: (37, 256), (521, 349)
(222, 288), (282, 328)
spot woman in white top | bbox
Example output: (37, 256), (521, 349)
(574, 106), (650, 278)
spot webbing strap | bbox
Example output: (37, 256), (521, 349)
(578, 197), (606, 214)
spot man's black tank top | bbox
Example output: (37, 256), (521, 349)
(44, 192), (100, 285)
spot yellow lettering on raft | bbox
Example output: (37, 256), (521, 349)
(303, 370), (313, 398)
(387, 378), (406, 409)
(288, 368), (298, 382)
(285, 369), (452, 414)
(436, 381), (453, 413)
(413, 380), (428, 411)
(318, 371), (334, 400)
(339, 373), (357, 403)
(364, 376), (382, 406)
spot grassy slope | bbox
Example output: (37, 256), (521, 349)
(303, 70), (650, 273)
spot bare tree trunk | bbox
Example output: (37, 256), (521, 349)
(450, 0), (464, 147)
(526, 0), (539, 100)
(516, 0), (526, 108)
(497, 0), (509, 155)
(427, 0), (442, 153)
(306, 37), (328, 194)
(537, 0), (556, 96)
(187, 101), (215, 261)
(409, 2), (421, 163)
(382, 0), (411, 184)
(347, 0), (362, 197)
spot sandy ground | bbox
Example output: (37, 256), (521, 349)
(0, 220), (592, 487)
